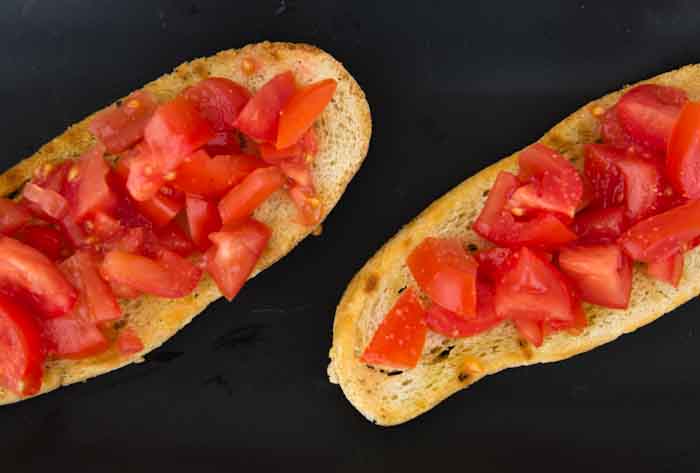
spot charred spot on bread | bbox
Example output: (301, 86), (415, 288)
(467, 243), (478, 252)
(397, 286), (406, 294)
(458, 372), (470, 382)
(364, 273), (379, 293)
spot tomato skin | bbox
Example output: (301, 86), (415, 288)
(0, 198), (31, 235)
(89, 90), (157, 154)
(15, 224), (65, 261)
(149, 221), (196, 257)
(619, 199), (700, 263)
(234, 71), (296, 143)
(73, 144), (117, 221)
(60, 251), (121, 324)
(185, 196), (222, 251)
(0, 237), (77, 318)
(360, 288), (427, 369)
(218, 167), (286, 225)
(0, 294), (45, 396)
(116, 327), (144, 355)
(425, 282), (502, 338)
(667, 101), (700, 199)
(183, 77), (251, 131)
(287, 184), (323, 226)
(573, 206), (627, 245)
(600, 105), (636, 149)
(614, 153), (662, 221)
(647, 252), (684, 287)
(584, 144), (626, 209)
(558, 244), (632, 309)
(205, 219), (271, 301)
(22, 183), (68, 220)
(407, 237), (478, 318)
(276, 79), (336, 149)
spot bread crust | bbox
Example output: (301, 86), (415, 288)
(0, 41), (371, 404)
(329, 64), (700, 426)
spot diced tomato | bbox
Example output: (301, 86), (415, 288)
(407, 237), (478, 318)
(91, 212), (122, 240)
(276, 79), (336, 149)
(573, 206), (627, 244)
(360, 288), (427, 369)
(287, 184), (323, 226)
(116, 327), (144, 355)
(619, 199), (700, 263)
(172, 150), (265, 199)
(21, 183), (68, 220)
(138, 188), (183, 227)
(513, 319), (543, 347)
(647, 252), (684, 287)
(101, 226), (145, 254)
(60, 251), (121, 324)
(546, 287), (588, 336)
(124, 146), (165, 202)
(185, 196), (222, 251)
(32, 161), (71, 193)
(474, 247), (514, 283)
(234, 71), (296, 143)
(584, 144), (626, 209)
(14, 224), (65, 260)
(72, 144), (117, 221)
(0, 237), (76, 318)
(0, 294), (45, 396)
(494, 247), (572, 322)
(578, 175), (594, 212)
(614, 153), (662, 221)
(89, 90), (157, 154)
(59, 214), (89, 249)
(204, 131), (241, 156)
(0, 198), (31, 235)
(205, 219), (271, 301)
(616, 84), (688, 154)
(425, 281), (502, 338)
(600, 105), (636, 149)
(149, 222), (196, 257)
(279, 157), (313, 188)
(109, 280), (142, 300)
(183, 77), (251, 131)
(558, 244), (632, 309)
(667, 101), (700, 199)
(218, 167), (285, 224)
(260, 141), (303, 163)
(153, 248), (202, 293)
(42, 311), (109, 360)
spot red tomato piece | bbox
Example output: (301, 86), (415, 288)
(407, 237), (478, 318)
(425, 281), (502, 338)
(600, 105), (636, 149)
(0, 237), (76, 318)
(185, 196), (222, 251)
(124, 146), (165, 202)
(584, 144), (626, 209)
(558, 244), (632, 309)
(0, 198), (31, 235)
(42, 311), (109, 360)
(172, 150), (265, 199)
(0, 294), (45, 396)
(149, 222), (196, 257)
(91, 211), (122, 241)
(494, 247), (572, 322)
(15, 224), (65, 260)
(139, 189), (183, 228)
(89, 90), (158, 154)
(73, 144), (118, 221)
(203, 131), (241, 156)
(615, 153), (662, 221)
(276, 79), (336, 149)
(514, 319), (543, 347)
(205, 219), (271, 301)
(279, 157), (313, 188)
(21, 183), (68, 220)
(647, 252), (684, 287)
(616, 84), (688, 154)
(287, 184), (323, 226)
(183, 77), (251, 131)
(360, 288), (427, 369)
(474, 247), (514, 283)
(101, 227), (145, 255)
(233, 71), (296, 143)
(60, 251), (121, 324)
(32, 161), (71, 193)
(619, 199), (700, 263)
(218, 167), (285, 224)
(573, 206), (627, 244)
(667, 101), (700, 199)
(116, 327), (144, 355)
(260, 141), (303, 163)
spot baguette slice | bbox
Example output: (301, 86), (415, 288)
(329, 64), (700, 426)
(0, 41), (371, 404)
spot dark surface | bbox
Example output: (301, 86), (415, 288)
(2, 1), (700, 471)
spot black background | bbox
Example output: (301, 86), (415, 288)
(2, 1), (700, 471)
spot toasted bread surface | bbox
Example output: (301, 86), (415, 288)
(329, 64), (700, 426)
(0, 41), (371, 404)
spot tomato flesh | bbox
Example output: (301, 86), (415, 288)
(583, 144), (626, 209)
(425, 282), (502, 338)
(185, 196), (222, 251)
(204, 131), (241, 156)
(183, 77), (251, 131)
(573, 206), (627, 244)
(60, 251), (121, 324)
(116, 327), (144, 355)
(276, 79), (336, 149)
(15, 224), (65, 261)
(600, 105), (636, 150)
(73, 144), (117, 221)
(0, 294), (44, 396)
(514, 319), (543, 347)
(22, 183), (68, 220)
(360, 288), (427, 369)
(667, 101), (700, 199)
(0, 198), (31, 235)
(42, 311), (109, 360)
(287, 184), (323, 226)
(647, 252), (684, 287)
(89, 90), (157, 154)
(234, 71), (296, 143)
(218, 167), (285, 224)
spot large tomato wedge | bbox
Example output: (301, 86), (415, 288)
(218, 167), (285, 224)
(425, 281), (502, 338)
(21, 183), (68, 220)
(494, 247), (572, 322)
(667, 101), (700, 199)
(60, 251), (121, 324)
(558, 244), (632, 309)
(616, 84), (688, 154)
(0, 237), (76, 318)
(185, 195), (222, 251)
(0, 198), (31, 235)
(73, 144), (117, 221)
(88, 90), (158, 154)
(619, 199), (700, 263)
(573, 206), (627, 244)
(276, 79), (336, 149)
(584, 144), (626, 209)
(647, 252), (684, 287)
(360, 288), (427, 369)
(183, 77), (251, 131)
(233, 71), (296, 143)
(205, 219), (271, 301)
(0, 294), (44, 396)
(407, 237), (478, 318)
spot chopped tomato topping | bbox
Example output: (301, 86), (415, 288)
(612, 153), (662, 221)
(360, 288), (427, 369)
(667, 101), (700, 199)
(474, 247), (514, 283)
(514, 319), (543, 347)
(599, 105), (636, 150)
(647, 252), (684, 287)
(124, 145), (165, 202)
(287, 184), (322, 226)
(91, 212), (122, 240)
(583, 144), (626, 209)
(42, 311), (109, 360)
(276, 79), (336, 149)
(15, 224), (66, 260)
(60, 251), (121, 324)
(425, 281), (502, 338)
(149, 221), (196, 257)
(185, 196), (222, 251)
(0, 198), (31, 235)
(22, 183), (68, 220)
(572, 206), (627, 244)
(116, 327), (144, 355)
(183, 77), (251, 131)
(89, 90), (158, 154)
(218, 167), (285, 225)
(203, 131), (241, 156)
(73, 144), (117, 221)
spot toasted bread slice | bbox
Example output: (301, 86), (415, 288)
(329, 64), (700, 426)
(0, 41), (371, 404)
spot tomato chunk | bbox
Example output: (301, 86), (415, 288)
(183, 77), (251, 131)
(276, 79), (336, 149)
(558, 244), (632, 309)
(73, 144), (117, 221)
(205, 219), (271, 301)
(613, 154), (661, 221)
(514, 319), (543, 347)
(116, 327), (144, 355)
(0, 237), (76, 318)
(494, 247), (572, 322)
(0, 198), (31, 235)
(573, 206), (627, 245)
(360, 288), (427, 369)
(407, 237), (478, 318)
(22, 183), (68, 220)
(600, 105), (636, 149)
(204, 131), (242, 156)
(287, 184), (323, 226)
(149, 222), (196, 257)
(15, 224), (65, 260)
(89, 90), (158, 154)
(218, 167), (285, 224)
(647, 252), (684, 287)
(185, 195), (222, 251)
(425, 281), (502, 338)
(474, 247), (514, 283)
(616, 84), (688, 154)
(667, 101), (700, 199)
(619, 199), (700, 263)
(584, 144), (626, 209)
(60, 251), (121, 324)
(42, 312), (109, 360)
(234, 71), (296, 143)
(0, 294), (44, 396)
